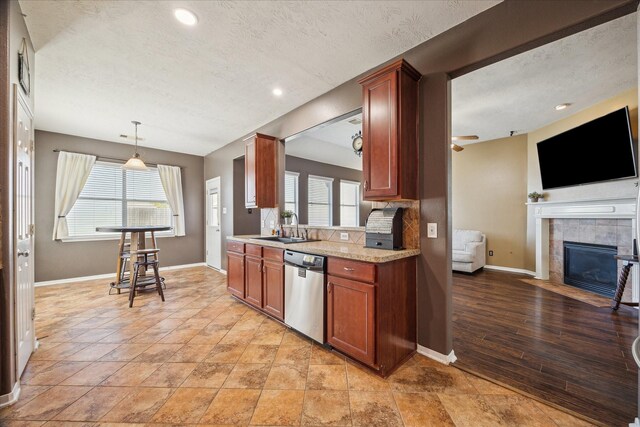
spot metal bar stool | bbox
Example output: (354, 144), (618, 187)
(129, 248), (165, 308)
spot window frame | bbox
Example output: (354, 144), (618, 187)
(62, 160), (175, 242)
(339, 179), (360, 227)
(284, 171), (299, 217)
(307, 174), (334, 227)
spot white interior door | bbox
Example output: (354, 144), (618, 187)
(14, 86), (35, 377)
(206, 177), (222, 270)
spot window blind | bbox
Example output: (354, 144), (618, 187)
(66, 161), (172, 238)
(308, 175), (333, 226)
(284, 171), (299, 216)
(340, 180), (360, 227)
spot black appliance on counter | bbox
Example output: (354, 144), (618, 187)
(365, 208), (403, 250)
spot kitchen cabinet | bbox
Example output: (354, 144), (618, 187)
(244, 244), (263, 308)
(359, 59), (420, 201)
(226, 243), (245, 298)
(226, 242), (285, 321)
(244, 133), (278, 208)
(326, 255), (417, 376)
(327, 275), (376, 366)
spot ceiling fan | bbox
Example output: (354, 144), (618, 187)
(451, 135), (479, 152)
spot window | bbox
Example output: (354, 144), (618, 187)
(65, 161), (173, 239)
(284, 171), (299, 216)
(340, 180), (360, 227)
(308, 175), (333, 226)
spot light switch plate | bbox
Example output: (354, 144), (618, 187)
(340, 232), (349, 240)
(427, 223), (437, 238)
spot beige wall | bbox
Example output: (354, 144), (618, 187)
(453, 134), (529, 269)
(525, 88), (639, 269)
(34, 131), (205, 282)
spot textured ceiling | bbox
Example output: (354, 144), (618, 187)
(452, 13), (637, 145)
(20, 0), (499, 156)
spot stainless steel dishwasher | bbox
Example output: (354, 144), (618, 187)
(284, 250), (326, 343)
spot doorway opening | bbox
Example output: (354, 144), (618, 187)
(206, 177), (222, 270)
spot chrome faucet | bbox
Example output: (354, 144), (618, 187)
(291, 213), (300, 238)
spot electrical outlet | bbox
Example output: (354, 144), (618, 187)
(340, 232), (349, 241)
(489, 250), (494, 256)
(222, 207), (227, 214)
(427, 223), (437, 238)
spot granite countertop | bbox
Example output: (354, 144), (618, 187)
(228, 235), (420, 263)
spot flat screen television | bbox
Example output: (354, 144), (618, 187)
(536, 106), (636, 190)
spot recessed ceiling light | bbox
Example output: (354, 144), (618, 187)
(272, 88), (283, 97)
(174, 8), (198, 26)
(555, 103), (571, 111)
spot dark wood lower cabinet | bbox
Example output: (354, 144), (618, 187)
(227, 252), (245, 298)
(262, 260), (284, 321)
(326, 255), (417, 376)
(327, 275), (376, 366)
(244, 255), (263, 308)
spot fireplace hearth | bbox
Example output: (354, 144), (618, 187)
(563, 241), (617, 297)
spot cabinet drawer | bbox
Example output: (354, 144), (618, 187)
(328, 257), (376, 283)
(263, 247), (284, 262)
(227, 241), (245, 254)
(246, 244), (263, 258)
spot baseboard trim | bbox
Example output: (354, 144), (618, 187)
(206, 265), (227, 275)
(35, 262), (207, 287)
(0, 382), (20, 408)
(417, 345), (457, 365)
(484, 265), (536, 276)
(630, 417), (640, 427)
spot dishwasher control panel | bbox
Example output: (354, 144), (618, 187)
(284, 251), (325, 271)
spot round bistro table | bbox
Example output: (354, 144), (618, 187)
(96, 226), (172, 293)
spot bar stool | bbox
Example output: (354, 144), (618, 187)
(129, 248), (165, 308)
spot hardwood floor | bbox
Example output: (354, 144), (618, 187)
(453, 269), (638, 426)
(0, 266), (593, 426)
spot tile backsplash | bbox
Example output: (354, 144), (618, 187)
(279, 200), (420, 250)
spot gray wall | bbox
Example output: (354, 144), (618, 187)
(232, 157), (260, 235)
(34, 131), (205, 282)
(285, 155), (370, 226)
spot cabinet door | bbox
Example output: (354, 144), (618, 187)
(245, 137), (257, 208)
(245, 255), (263, 308)
(262, 260), (284, 320)
(327, 275), (376, 367)
(362, 70), (398, 199)
(227, 253), (245, 299)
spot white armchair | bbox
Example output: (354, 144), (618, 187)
(452, 229), (486, 273)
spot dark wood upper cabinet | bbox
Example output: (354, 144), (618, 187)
(244, 133), (278, 208)
(359, 59), (420, 201)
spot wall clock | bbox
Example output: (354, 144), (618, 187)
(352, 131), (363, 157)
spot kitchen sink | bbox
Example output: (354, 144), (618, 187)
(254, 236), (319, 244)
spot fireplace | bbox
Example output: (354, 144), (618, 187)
(563, 241), (617, 297)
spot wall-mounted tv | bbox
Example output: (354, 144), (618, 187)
(536, 106), (636, 190)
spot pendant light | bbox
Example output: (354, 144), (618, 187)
(122, 121), (148, 171)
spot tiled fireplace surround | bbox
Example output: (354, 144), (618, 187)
(534, 197), (638, 302)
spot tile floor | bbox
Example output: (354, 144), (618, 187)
(0, 266), (595, 426)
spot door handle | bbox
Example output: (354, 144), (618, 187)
(17, 250), (30, 258)
(343, 267), (355, 272)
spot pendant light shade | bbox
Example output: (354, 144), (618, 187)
(122, 121), (148, 171)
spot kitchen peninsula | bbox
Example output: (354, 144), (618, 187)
(226, 235), (419, 377)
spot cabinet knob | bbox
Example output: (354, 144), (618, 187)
(364, 180), (368, 190)
(327, 282), (332, 293)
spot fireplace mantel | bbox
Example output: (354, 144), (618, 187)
(531, 197), (638, 301)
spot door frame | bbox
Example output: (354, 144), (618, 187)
(13, 84), (36, 380)
(205, 176), (223, 271)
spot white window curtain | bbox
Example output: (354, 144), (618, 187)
(157, 164), (186, 236)
(52, 151), (97, 240)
